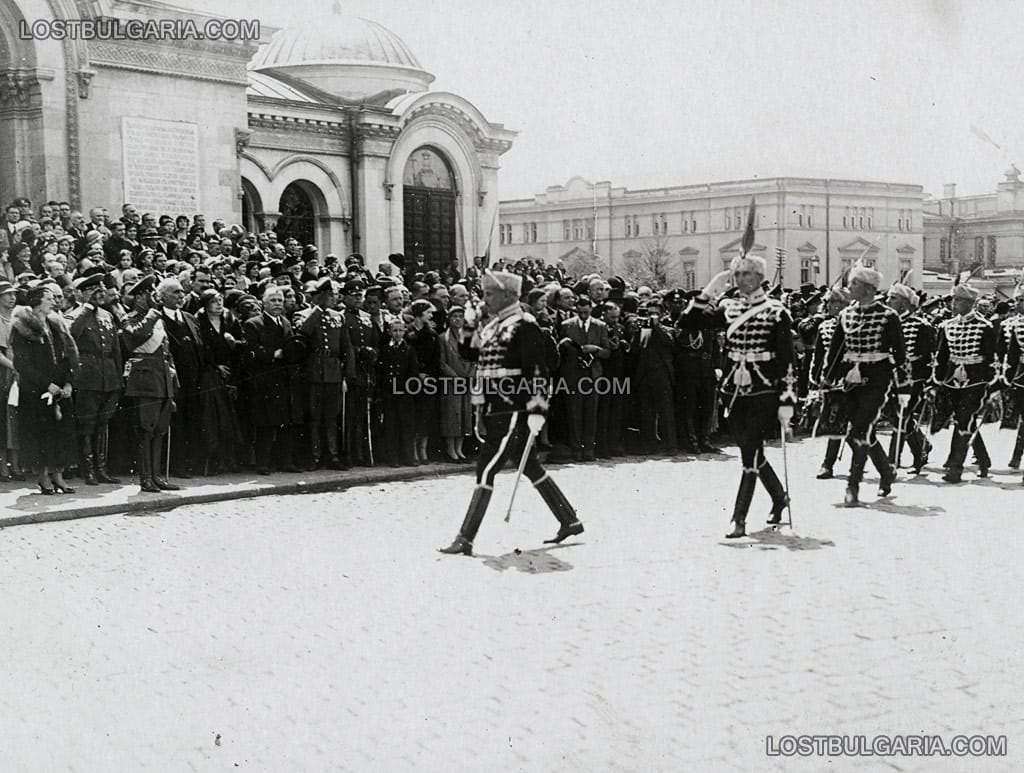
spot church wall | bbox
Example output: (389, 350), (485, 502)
(77, 67), (247, 219)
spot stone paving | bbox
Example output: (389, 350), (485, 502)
(2, 426), (1023, 771)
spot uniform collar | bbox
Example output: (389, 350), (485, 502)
(496, 300), (521, 321)
(741, 288), (766, 305)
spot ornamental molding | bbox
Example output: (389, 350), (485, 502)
(88, 41), (249, 85)
(248, 113), (348, 137)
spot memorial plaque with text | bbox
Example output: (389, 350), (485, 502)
(122, 117), (200, 215)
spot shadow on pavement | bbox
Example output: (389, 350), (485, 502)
(478, 544), (577, 573)
(719, 528), (836, 552)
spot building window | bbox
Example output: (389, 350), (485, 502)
(859, 216), (864, 229)
(797, 210), (803, 227)
(681, 212), (688, 233)
(660, 214), (668, 235)
(842, 216), (848, 229)
(808, 206), (814, 229)
(800, 257), (812, 284)
(586, 221), (594, 240)
(725, 212), (731, 230)
(499, 225), (506, 245)
(735, 207), (743, 229)
(974, 236), (985, 263)
(683, 261), (696, 290)
(563, 220), (571, 240)
(987, 236), (997, 266)
(691, 217), (697, 233)
(530, 222), (537, 243)
(899, 256), (912, 275)
(633, 215), (640, 236)
(939, 237), (949, 263)
(841, 257), (853, 272)
(572, 219), (584, 240)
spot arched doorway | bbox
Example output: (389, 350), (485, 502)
(403, 147), (456, 272)
(241, 178), (264, 234)
(277, 182), (316, 246)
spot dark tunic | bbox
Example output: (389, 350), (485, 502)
(242, 312), (304, 427)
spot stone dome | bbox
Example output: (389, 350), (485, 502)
(249, 12), (434, 100)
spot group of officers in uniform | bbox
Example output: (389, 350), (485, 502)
(438, 234), (1024, 552)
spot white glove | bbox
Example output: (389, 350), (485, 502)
(701, 270), (732, 300)
(777, 405), (794, 426)
(526, 413), (546, 435)
(897, 392), (910, 407)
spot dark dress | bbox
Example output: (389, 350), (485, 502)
(10, 309), (78, 467)
(196, 310), (244, 462)
(406, 324), (440, 437)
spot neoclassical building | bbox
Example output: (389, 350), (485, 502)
(500, 177), (925, 290)
(0, 0), (514, 270)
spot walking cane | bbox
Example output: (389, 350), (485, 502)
(893, 395), (907, 468)
(340, 380), (347, 457)
(166, 426), (171, 480)
(778, 417), (794, 529)
(504, 415), (542, 523)
(365, 396), (374, 467)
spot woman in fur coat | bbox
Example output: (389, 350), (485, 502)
(10, 285), (79, 493)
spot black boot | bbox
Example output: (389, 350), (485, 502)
(869, 440), (896, 496)
(137, 436), (160, 493)
(535, 474), (584, 543)
(973, 435), (991, 478)
(1010, 430), (1024, 469)
(942, 429), (969, 483)
(845, 442), (869, 506)
(439, 485), (493, 555)
(908, 430), (929, 474)
(759, 459), (789, 525)
(79, 435), (98, 486)
(94, 428), (122, 484)
(151, 435), (181, 491)
(817, 438), (841, 478)
(726, 470), (757, 538)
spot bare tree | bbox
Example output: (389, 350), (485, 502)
(625, 236), (680, 291)
(562, 248), (607, 280)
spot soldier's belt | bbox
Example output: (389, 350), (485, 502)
(949, 355), (985, 365)
(843, 352), (890, 363)
(727, 351), (774, 362)
(477, 367), (523, 378)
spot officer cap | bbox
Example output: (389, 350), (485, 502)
(126, 274), (157, 296)
(72, 273), (105, 293)
(302, 244), (319, 259)
(482, 270), (522, 296)
(664, 288), (686, 304)
(310, 276), (335, 296)
(365, 284), (383, 298)
(343, 278), (367, 294)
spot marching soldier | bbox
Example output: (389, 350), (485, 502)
(933, 282), (998, 483)
(439, 270), (584, 556)
(809, 286), (849, 479)
(296, 277), (351, 469)
(677, 230), (796, 538)
(119, 275), (180, 494)
(885, 281), (935, 474)
(68, 273), (123, 485)
(998, 285), (1024, 468)
(822, 265), (907, 506)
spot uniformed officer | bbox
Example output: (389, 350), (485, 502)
(69, 272), (123, 485)
(673, 289), (722, 454)
(998, 285), (1024, 468)
(439, 270), (584, 556)
(677, 251), (796, 538)
(296, 277), (351, 469)
(885, 281), (935, 474)
(933, 282), (998, 483)
(341, 278), (379, 466)
(119, 275), (180, 493)
(822, 265), (907, 506)
(810, 285), (850, 479)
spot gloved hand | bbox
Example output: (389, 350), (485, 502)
(897, 392), (911, 407)
(777, 405), (794, 427)
(526, 413), (546, 435)
(701, 270), (732, 300)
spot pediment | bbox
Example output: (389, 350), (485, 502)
(678, 246), (700, 256)
(838, 237), (878, 254)
(795, 241), (818, 253)
(720, 237), (767, 254)
(896, 243), (916, 255)
(559, 247), (591, 261)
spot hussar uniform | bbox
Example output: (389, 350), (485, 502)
(439, 271), (583, 556)
(887, 283), (936, 474)
(809, 290), (847, 478)
(998, 292), (1024, 467)
(678, 256), (796, 537)
(822, 267), (907, 505)
(934, 285), (998, 482)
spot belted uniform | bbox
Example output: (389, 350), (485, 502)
(297, 304), (351, 466)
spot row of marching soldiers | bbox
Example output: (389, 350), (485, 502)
(801, 266), (1024, 505)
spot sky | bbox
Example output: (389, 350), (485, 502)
(195, 0), (1024, 201)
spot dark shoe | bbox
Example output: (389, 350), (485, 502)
(844, 484), (860, 507)
(95, 469), (122, 485)
(327, 456), (347, 470)
(941, 470), (962, 483)
(139, 476), (161, 493)
(52, 482), (76, 494)
(438, 535), (473, 556)
(82, 467), (98, 486)
(582, 454), (596, 462)
(37, 482), (55, 495)
(1009, 455), (1021, 470)
(978, 465), (989, 479)
(725, 520), (746, 538)
(543, 521), (584, 544)
(698, 442), (723, 454)
(766, 495), (790, 525)
(816, 466), (834, 480)
(152, 476), (181, 491)
(878, 473), (895, 497)
(256, 468), (271, 476)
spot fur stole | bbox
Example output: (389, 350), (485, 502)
(12, 307), (80, 367)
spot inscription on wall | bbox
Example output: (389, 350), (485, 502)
(122, 117), (200, 214)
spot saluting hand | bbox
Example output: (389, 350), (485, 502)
(701, 270), (732, 300)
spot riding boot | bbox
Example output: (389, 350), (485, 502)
(79, 435), (99, 486)
(1009, 428), (1024, 469)
(942, 429), (969, 482)
(868, 439), (895, 496)
(845, 441), (869, 506)
(907, 428), (925, 474)
(439, 485), (493, 555)
(972, 434), (991, 477)
(151, 434), (181, 491)
(758, 458), (789, 524)
(817, 438), (841, 478)
(726, 470), (757, 538)
(137, 435), (160, 493)
(94, 428), (122, 484)
(536, 474), (584, 543)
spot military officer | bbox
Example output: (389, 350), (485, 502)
(810, 285), (850, 479)
(68, 272), (123, 485)
(296, 277), (352, 469)
(119, 275), (180, 494)
(677, 250), (796, 539)
(822, 265), (908, 506)
(341, 278), (379, 467)
(885, 281), (935, 474)
(998, 285), (1024, 468)
(673, 289), (722, 454)
(933, 282), (998, 483)
(439, 270), (584, 556)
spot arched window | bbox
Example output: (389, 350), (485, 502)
(241, 178), (264, 234)
(277, 183), (316, 246)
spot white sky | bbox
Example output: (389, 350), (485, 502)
(195, 0), (1024, 201)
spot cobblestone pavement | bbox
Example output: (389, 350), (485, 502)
(2, 427), (1023, 772)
